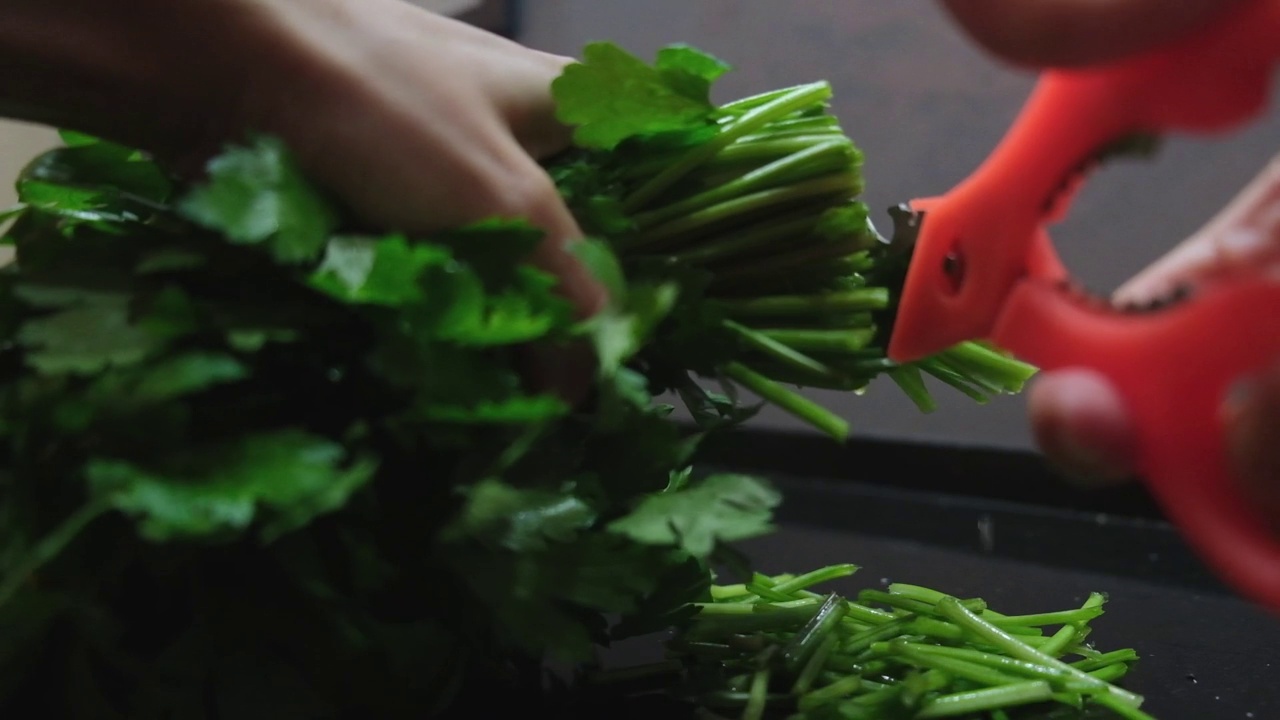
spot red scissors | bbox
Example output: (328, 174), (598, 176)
(886, 0), (1280, 611)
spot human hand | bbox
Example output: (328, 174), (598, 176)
(1, 0), (605, 401)
(940, 0), (1280, 513)
(231, 0), (606, 400)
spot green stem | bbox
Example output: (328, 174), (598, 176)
(632, 139), (855, 229)
(732, 359), (870, 392)
(889, 365), (936, 413)
(0, 497), (111, 609)
(792, 633), (839, 694)
(626, 172), (862, 252)
(723, 361), (849, 440)
(709, 237), (872, 290)
(880, 640), (1023, 688)
(918, 358), (992, 404)
(841, 617), (911, 656)
(1087, 662), (1132, 684)
(990, 607), (1105, 627)
(936, 597), (1143, 708)
(723, 319), (840, 381)
(714, 133), (849, 165)
(1072, 649), (1139, 672)
(717, 288), (889, 317)
(895, 643), (1090, 690)
(758, 327), (877, 355)
(915, 681), (1055, 718)
(1039, 593), (1106, 658)
(744, 666), (770, 720)
(624, 82), (834, 212)
(770, 564), (859, 596)
(667, 210), (822, 267)
(935, 342), (1037, 392)
(781, 593), (848, 672)
(717, 86), (808, 113)
(798, 674), (864, 711)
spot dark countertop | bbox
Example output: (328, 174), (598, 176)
(683, 429), (1280, 719)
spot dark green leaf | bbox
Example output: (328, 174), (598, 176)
(443, 477), (596, 552)
(86, 430), (377, 541)
(608, 473), (780, 558)
(20, 140), (172, 204)
(14, 284), (163, 375)
(130, 352), (248, 400)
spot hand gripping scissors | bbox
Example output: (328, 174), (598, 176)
(886, 0), (1280, 611)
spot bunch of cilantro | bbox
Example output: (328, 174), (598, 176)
(0, 43), (1043, 719)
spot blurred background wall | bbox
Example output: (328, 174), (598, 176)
(0, 121), (57, 208)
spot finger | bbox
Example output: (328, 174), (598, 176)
(518, 181), (609, 319)
(940, 0), (1248, 67)
(500, 52), (578, 161)
(491, 143), (607, 407)
(1114, 152), (1280, 304)
(1027, 368), (1138, 484)
(1227, 360), (1280, 517)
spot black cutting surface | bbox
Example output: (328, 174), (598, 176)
(674, 430), (1280, 719)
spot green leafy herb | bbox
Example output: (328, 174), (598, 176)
(0, 40), (1077, 720)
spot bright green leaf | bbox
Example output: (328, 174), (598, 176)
(310, 234), (455, 306)
(655, 44), (732, 105)
(552, 41), (719, 150)
(179, 136), (336, 264)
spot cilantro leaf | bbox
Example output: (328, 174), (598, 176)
(443, 477), (596, 551)
(608, 473), (780, 558)
(552, 41), (721, 150)
(20, 139), (172, 204)
(582, 281), (679, 377)
(14, 284), (164, 375)
(86, 430), (377, 542)
(310, 234), (451, 306)
(129, 352), (248, 400)
(656, 44), (732, 105)
(179, 136), (336, 264)
(449, 534), (666, 662)
(610, 550), (711, 640)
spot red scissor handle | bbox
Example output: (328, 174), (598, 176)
(888, 0), (1280, 610)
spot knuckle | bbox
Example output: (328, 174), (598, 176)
(483, 163), (563, 221)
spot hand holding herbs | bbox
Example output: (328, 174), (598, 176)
(1, 0), (605, 320)
(0, 40), (1147, 720)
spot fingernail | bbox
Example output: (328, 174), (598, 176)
(1226, 368), (1280, 513)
